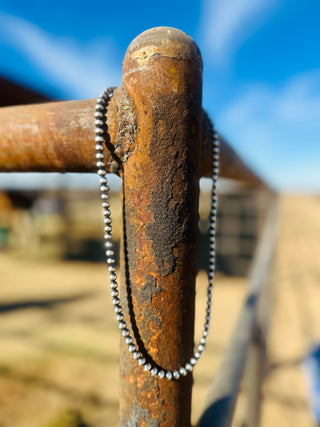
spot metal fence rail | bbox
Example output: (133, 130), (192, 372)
(0, 26), (276, 426)
(0, 99), (266, 188)
(197, 203), (277, 427)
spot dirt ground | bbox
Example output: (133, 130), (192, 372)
(0, 194), (319, 426)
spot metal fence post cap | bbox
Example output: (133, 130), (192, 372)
(123, 26), (203, 76)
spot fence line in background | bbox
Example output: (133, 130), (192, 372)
(197, 203), (278, 427)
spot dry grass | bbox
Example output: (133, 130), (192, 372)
(0, 194), (319, 426)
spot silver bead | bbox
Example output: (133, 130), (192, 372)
(144, 363), (152, 372)
(133, 351), (140, 359)
(158, 370), (165, 379)
(95, 128), (104, 135)
(114, 304), (122, 313)
(100, 194), (108, 200)
(185, 363), (193, 372)
(203, 330), (209, 337)
(95, 119), (104, 127)
(125, 337), (133, 344)
(108, 265), (115, 272)
(102, 202), (109, 208)
(190, 358), (197, 365)
(97, 97), (105, 105)
(109, 281), (117, 291)
(95, 144), (104, 151)
(200, 337), (206, 345)
(107, 258), (115, 265)
(122, 329), (130, 337)
(110, 282), (117, 292)
(118, 321), (126, 329)
(195, 352), (201, 359)
(165, 371), (173, 380)
(150, 368), (158, 376)
(109, 273), (117, 281)
(104, 219), (112, 226)
(95, 136), (104, 144)
(95, 111), (103, 118)
(198, 344), (205, 352)
(104, 233), (112, 240)
(106, 250), (114, 257)
(100, 185), (109, 192)
(179, 367), (187, 376)
(111, 289), (119, 297)
(128, 344), (136, 352)
(95, 103), (104, 111)
(97, 169), (106, 176)
(173, 370), (180, 380)
(112, 297), (120, 305)
(138, 357), (146, 366)
(116, 313), (124, 321)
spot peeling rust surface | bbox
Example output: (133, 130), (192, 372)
(119, 27), (202, 427)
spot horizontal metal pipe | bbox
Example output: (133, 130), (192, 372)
(0, 97), (266, 187)
(197, 202), (278, 427)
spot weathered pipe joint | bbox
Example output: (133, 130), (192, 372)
(107, 86), (137, 175)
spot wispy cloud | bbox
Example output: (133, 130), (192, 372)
(200, 0), (280, 64)
(216, 70), (320, 191)
(0, 12), (121, 98)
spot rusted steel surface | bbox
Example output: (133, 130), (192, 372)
(0, 86), (135, 174)
(117, 27), (202, 426)
(0, 97), (265, 187)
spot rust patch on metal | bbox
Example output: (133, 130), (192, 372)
(119, 27), (202, 426)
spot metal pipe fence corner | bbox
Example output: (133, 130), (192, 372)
(0, 26), (277, 427)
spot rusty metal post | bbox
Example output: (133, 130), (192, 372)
(118, 27), (202, 426)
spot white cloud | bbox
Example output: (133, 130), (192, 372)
(216, 70), (320, 191)
(0, 12), (121, 98)
(219, 70), (320, 127)
(200, 0), (280, 64)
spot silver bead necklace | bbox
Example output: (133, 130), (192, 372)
(95, 87), (219, 380)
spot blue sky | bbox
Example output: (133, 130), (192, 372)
(0, 0), (319, 192)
